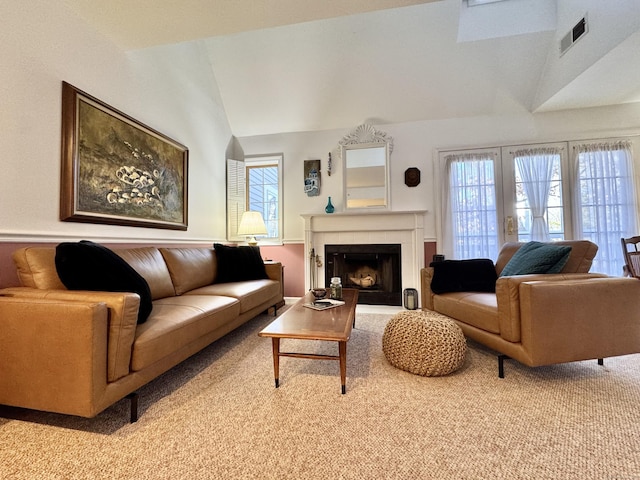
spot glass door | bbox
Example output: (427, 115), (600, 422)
(501, 143), (571, 243)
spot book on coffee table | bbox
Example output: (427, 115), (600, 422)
(303, 299), (346, 310)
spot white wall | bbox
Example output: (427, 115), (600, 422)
(3, 1), (640, 249)
(238, 102), (640, 243)
(0, 1), (231, 243)
(534, 0), (640, 109)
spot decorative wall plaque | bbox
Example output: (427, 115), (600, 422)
(404, 167), (421, 187)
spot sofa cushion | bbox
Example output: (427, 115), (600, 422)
(115, 247), (176, 300)
(12, 247), (67, 290)
(499, 241), (571, 277)
(130, 295), (241, 371)
(433, 292), (500, 334)
(185, 279), (280, 314)
(159, 247), (217, 295)
(430, 259), (497, 294)
(55, 241), (153, 324)
(213, 243), (268, 283)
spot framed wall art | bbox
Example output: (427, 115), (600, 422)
(60, 81), (189, 230)
(303, 159), (321, 197)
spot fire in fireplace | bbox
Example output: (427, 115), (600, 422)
(325, 244), (402, 306)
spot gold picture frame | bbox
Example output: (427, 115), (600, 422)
(60, 82), (189, 230)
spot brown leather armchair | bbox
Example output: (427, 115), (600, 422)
(421, 240), (640, 377)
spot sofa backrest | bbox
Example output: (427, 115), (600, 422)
(12, 247), (66, 290)
(159, 247), (217, 295)
(115, 247), (176, 300)
(495, 240), (598, 276)
(12, 245), (178, 300)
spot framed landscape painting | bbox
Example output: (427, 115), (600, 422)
(60, 82), (189, 230)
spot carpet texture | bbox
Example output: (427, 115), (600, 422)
(1, 309), (640, 479)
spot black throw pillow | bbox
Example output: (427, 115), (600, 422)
(214, 243), (268, 283)
(55, 240), (153, 324)
(430, 259), (497, 294)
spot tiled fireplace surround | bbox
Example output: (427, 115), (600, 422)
(302, 211), (427, 304)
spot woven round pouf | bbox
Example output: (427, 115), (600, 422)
(382, 310), (466, 376)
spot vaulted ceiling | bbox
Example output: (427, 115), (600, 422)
(61, 0), (640, 137)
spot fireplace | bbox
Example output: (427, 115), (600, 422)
(302, 211), (426, 307)
(325, 244), (402, 306)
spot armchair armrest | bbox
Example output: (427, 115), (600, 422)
(495, 273), (608, 342)
(518, 277), (640, 365)
(1, 287), (140, 382)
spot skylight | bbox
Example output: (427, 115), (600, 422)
(467, 0), (508, 6)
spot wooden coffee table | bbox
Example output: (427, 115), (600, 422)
(258, 288), (359, 394)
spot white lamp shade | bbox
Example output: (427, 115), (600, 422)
(237, 211), (268, 237)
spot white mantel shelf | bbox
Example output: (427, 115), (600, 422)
(302, 211), (427, 303)
(301, 210), (427, 233)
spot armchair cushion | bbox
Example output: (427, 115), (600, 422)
(430, 259), (497, 294)
(499, 241), (571, 277)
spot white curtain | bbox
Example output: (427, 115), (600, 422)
(514, 148), (558, 242)
(573, 140), (637, 275)
(444, 152), (499, 260)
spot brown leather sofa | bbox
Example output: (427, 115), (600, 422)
(421, 240), (640, 376)
(0, 246), (283, 420)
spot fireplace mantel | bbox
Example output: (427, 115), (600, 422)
(301, 211), (427, 302)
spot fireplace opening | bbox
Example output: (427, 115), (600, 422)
(325, 244), (401, 306)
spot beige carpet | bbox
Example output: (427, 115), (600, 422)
(1, 308), (640, 479)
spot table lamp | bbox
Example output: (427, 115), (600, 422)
(237, 211), (268, 246)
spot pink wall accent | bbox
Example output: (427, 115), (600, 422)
(424, 241), (437, 266)
(260, 243), (306, 297)
(1, 241), (435, 297)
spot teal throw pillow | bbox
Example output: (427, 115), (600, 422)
(499, 241), (572, 277)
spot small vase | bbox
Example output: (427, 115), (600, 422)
(325, 196), (335, 214)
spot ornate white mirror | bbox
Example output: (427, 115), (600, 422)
(339, 124), (393, 210)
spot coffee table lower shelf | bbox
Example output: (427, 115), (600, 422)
(270, 338), (348, 394)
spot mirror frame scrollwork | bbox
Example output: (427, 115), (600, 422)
(337, 124), (394, 158)
(338, 124), (393, 211)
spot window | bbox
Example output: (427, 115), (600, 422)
(227, 154), (282, 243)
(503, 143), (570, 243)
(572, 140), (637, 275)
(247, 164), (279, 238)
(441, 149), (501, 260)
(514, 149), (563, 241)
(439, 137), (639, 275)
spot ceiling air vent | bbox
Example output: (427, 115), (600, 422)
(560, 15), (588, 56)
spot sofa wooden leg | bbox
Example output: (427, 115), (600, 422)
(127, 392), (139, 423)
(498, 354), (509, 378)
(598, 358), (604, 366)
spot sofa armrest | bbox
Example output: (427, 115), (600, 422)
(420, 267), (435, 310)
(0, 296), (109, 417)
(495, 273), (608, 342)
(264, 261), (284, 304)
(518, 277), (640, 365)
(1, 287), (140, 382)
